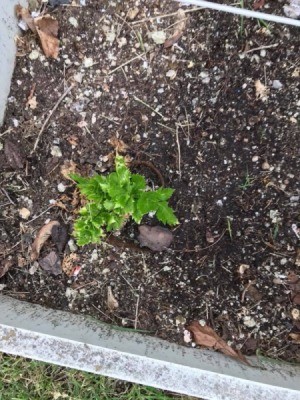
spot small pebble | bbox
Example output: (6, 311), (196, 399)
(272, 80), (283, 90)
(262, 161), (270, 170)
(57, 183), (66, 193)
(69, 17), (78, 27)
(252, 155), (259, 162)
(19, 207), (31, 220)
(29, 49), (39, 60)
(51, 145), (62, 157)
(83, 57), (94, 68)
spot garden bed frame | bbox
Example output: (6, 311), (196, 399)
(0, 2), (299, 398)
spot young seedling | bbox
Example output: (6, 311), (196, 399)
(239, 168), (255, 191)
(71, 155), (178, 246)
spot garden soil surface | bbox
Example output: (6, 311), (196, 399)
(1, 0), (300, 363)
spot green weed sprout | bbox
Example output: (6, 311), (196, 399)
(71, 155), (178, 246)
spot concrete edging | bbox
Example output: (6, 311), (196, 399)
(0, 2), (300, 399)
(1, 295), (300, 400)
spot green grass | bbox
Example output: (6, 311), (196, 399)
(0, 354), (194, 400)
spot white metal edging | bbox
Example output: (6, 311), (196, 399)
(178, 0), (300, 27)
(0, 296), (300, 400)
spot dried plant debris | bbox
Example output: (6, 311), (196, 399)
(4, 140), (25, 169)
(287, 271), (300, 305)
(16, 6), (59, 58)
(255, 79), (269, 102)
(107, 286), (119, 311)
(62, 253), (79, 276)
(164, 9), (187, 48)
(138, 225), (173, 251)
(0, 259), (13, 279)
(39, 251), (62, 275)
(188, 321), (250, 365)
(31, 220), (64, 261)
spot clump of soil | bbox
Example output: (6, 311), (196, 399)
(1, 0), (299, 362)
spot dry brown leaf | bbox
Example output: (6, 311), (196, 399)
(188, 321), (250, 365)
(26, 84), (37, 109)
(34, 15), (59, 58)
(255, 79), (269, 101)
(253, 0), (265, 10)
(61, 160), (77, 180)
(289, 332), (300, 344)
(31, 220), (60, 261)
(4, 139), (25, 169)
(39, 251), (62, 276)
(62, 253), (79, 276)
(0, 259), (13, 279)
(15, 5), (37, 33)
(108, 137), (129, 153)
(164, 9), (186, 48)
(107, 286), (119, 311)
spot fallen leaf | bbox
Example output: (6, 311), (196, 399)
(39, 251), (62, 275)
(34, 15), (59, 58)
(188, 320), (250, 365)
(62, 253), (79, 276)
(138, 225), (173, 251)
(255, 79), (269, 101)
(4, 140), (25, 169)
(26, 83), (37, 109)
(15, 5), (37, 33)
(253, 0), (265, 10)
(0, 259), (13, 279)
(164, 9), (186, 48)
(107, 286), (119, 311)
(288, 332), (300, 344)
(31, 220), (61, 261)
(51, 223), (68, 253)
(245, 283), (263, 302)
(108, 137), (128, 153)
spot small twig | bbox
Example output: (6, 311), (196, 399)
(133, 95), (167, 120)
(157, 122), (176, 132)
(131, 7), (201, 25)
(134, 289), (141, 330)
(107, 52), (149, 75)
(241, 281), (253, 303)
(130, 160), (165, 186)
(24, 205), (54, 225)
(175, 124), (182, 178)
(1, 188), (15, 205)
(0, 128), (13, 137)
(243, 43), (278, 54)
(31, 84), (73, 153)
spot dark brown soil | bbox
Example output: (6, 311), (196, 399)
(1, 0), (300, 363)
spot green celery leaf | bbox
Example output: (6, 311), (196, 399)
(156, 203), (178, 225)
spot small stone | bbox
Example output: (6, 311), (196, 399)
(252, 155), (259, 162)
(243, 317), (256, 328)
(19, 207), (31, 220)
(51, 145), (62, 157)
(262, 161), (270, 170)
(29, 262), (39, 275)
(272, 80), (283, 90)
(83, 57), (94, 68)
(150, 30), (166, 44)
(68, 239), (78, 252)
(291, 309), (300, 320)
(0, 284), (6, 291)
(166, 69), (177, 80)
(29, 49), (39, 60)
(69, 17), (78, 27)
(175, 315), (186, 326)
(57, 183), (66, 193)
